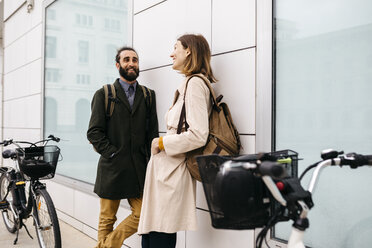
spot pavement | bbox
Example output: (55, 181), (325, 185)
(0, 216), (96, 248)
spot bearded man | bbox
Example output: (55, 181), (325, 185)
(87, 47), (159, 248)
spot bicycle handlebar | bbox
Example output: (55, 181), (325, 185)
(47, 134), (60, 142)
(340, 153), (372, 168)
(0, 134), (61, 147)
(364, 155), (372, 165)
(0, 139), (13, 146)
(253, 150), (372, 248)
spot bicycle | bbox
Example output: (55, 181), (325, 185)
(0, 135), (62, 247)
(197, 149), (372, 248)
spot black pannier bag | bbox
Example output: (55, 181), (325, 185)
(196, 150), (298, 230)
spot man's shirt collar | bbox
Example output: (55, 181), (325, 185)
(119, 78), (137, 92)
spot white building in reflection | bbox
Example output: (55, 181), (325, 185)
(43, 0), (130, 182)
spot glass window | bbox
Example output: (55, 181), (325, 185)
(274, 0), (372, 247)
(44, 0), (130, 184)
(106, 44), (117, 65)
(78, 40), (89, 63)
(104, 76), (116, 83)
(82, 15), (87, 26)
(76, 14), (93, 27)
(76, 74), (91, 85)
(75, 14), (80, 25)
(104, 18), (121, 31)
(46, 68), (60, 83)
(45, 36), (57, 58)
(47, 9), (56, 20)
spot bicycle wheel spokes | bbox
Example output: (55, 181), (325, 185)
(0, 174), (17, 233)
(34, 188), (61, 248)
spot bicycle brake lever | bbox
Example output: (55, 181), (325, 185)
(48, 134), (60, 142)
(3, 139), (13, 146)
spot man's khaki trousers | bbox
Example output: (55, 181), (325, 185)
(96, 197), (142, 248)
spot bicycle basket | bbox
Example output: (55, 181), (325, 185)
(16, 145), (60, 180)
(196, 149), (298, 230)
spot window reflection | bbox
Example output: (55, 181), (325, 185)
(78, 41), (89, 63)
(45, 36), (56, 58)
(44, 0), (130, 184)
(274, 0), (372, 247)
(45, 68), (60, 83)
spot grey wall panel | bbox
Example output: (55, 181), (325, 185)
(3, 59), (42, 100)
(138, 66), (184, 133)
(212, 0), (256, 54)
(186, 210), (254, 248)
(241, 134), (256, 154)
(4, 0), (25, 21)
(133, 0), (212, 70)
(3, 95), (41, 129)
(3, 35), (27, 74)
(134, 0), (165, 14)
(3, 0), (42, 45)
(211, 48), (256, 134)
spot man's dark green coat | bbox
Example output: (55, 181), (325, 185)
(87, 79), (158, 200)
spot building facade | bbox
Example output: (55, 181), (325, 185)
(1, 0), (372, 248)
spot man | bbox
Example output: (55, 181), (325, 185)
(87, 47), (158, 248)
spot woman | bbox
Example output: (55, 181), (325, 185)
(138, 34), (217, 248)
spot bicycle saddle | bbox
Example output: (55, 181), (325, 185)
(2, 149), (16, 159)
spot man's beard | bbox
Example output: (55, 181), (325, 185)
(119, 66), (139, 82)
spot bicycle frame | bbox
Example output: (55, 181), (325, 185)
(263, 158), (337, 248)
(6, 169), (31, 219)
(0, 135), (61, 246)
(1, 160), (49, 240)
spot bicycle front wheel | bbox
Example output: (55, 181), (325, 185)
(0, 173), (17, 233)
(33, 188), (61, 248)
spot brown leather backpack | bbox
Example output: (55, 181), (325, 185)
(176, 74), (241, 181)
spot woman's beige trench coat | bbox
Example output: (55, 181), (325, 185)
(138, 75), (211, 234)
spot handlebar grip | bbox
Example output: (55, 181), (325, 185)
(341, 153), (372, 168)
(258, 161), (287, 179)
(363, 155), (372, 165)
(1, 139), (13, 146)
(48, 134), (60, 142)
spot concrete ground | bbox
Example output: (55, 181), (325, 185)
(0, 216), (96, 248)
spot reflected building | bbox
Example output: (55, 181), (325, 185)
(44, 0), (130, 183)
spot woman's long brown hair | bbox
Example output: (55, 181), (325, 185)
(178, 34), (217, 83)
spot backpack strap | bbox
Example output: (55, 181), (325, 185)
(177, 74), (216, 134)
(183, 75), (220, 109)
(103, 84), (116, 118)
(140, 85), (152, 127)
(140, 85), (152, 109)
(140, 85), (153, 162)
(190, 74), (220, 109)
